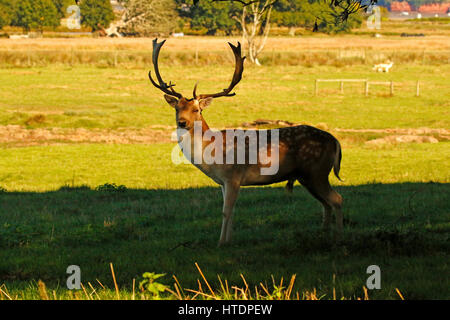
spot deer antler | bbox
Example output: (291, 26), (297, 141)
(194, 42), (245, 100)
(148, 38), (182, 99)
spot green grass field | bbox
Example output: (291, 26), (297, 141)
(0, 64), (449, 131)
(0, 33), (449, 300)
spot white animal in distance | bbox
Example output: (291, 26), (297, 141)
(373, 61), (394, 72)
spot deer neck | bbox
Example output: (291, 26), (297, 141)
(198, 116), (211, 133)
(177, 117), (213, 165)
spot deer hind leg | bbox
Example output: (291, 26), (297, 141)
(219, 182), (240, 246)
(320, 183), (343, 236)
(298, 177), (343, 235)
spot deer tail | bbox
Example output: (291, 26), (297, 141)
(333, 139), (343, 182)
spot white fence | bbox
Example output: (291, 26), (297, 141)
(314, 79), (420, 96)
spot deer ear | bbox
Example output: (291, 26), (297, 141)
(164, 95), (178, 108)
(199, 97), (213, 110)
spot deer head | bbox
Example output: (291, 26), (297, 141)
(149, 39), (245, 131)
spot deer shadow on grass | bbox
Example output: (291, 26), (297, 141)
(0, 182), (448, 295)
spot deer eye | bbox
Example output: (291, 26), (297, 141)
(193, 109), (199, 113)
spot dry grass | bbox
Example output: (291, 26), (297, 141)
(0, 46), (447, 68)
(0, 34), (448, 67)
(1, 35), (449, 52)
(0, 262), (406, 300)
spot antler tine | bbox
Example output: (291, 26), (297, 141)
(193, 82), (198, 99)
(148, 38), (182, 99)
(197, 42), (245, 100)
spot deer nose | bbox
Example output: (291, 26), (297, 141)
(178, 120), (187, 128)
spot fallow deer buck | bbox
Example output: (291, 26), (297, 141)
(149, 39), (344, 246)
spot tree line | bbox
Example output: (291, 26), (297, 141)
(0, 0), (114, 31)
(0, 0), (365, 35)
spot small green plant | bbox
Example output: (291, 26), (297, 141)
(139, 272), (169, 299)
(270, 283), (285, 299)
(0, 186), (6, 193)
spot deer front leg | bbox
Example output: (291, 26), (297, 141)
(335, 208), (343, 239)
(218, 182), (240, 246)
(322, 204), (332, 231)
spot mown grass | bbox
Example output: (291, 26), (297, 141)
(0, 142), (449, 192)
(0, 64), (449, 131)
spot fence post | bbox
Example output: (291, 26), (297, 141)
(365, 80), (369, 96)
(390, 81), (394, 96)
(340, 81), (344, 94)
(416, 80), (420, 97)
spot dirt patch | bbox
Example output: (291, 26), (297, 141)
(365, 135), (439, 146)
(335, 127), (450, 136)
(1, 123), (449, 148)
(0, 125), (174, 147)
(335, 128), (450, 145)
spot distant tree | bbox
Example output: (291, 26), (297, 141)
(272, 0), (315, 34)
(119, 0), (179, 36)
(79, 0), (114, 31)
(52, 0), (73, 19)
(209, 0), (375, 28)
(314, 1), (364, 33)
(234, 0), (273, 65)
(178, 0), (239, 35)
(0, 0), (14, 29)
(273, 0), (363, 34)
(12, 0), (60, 32)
